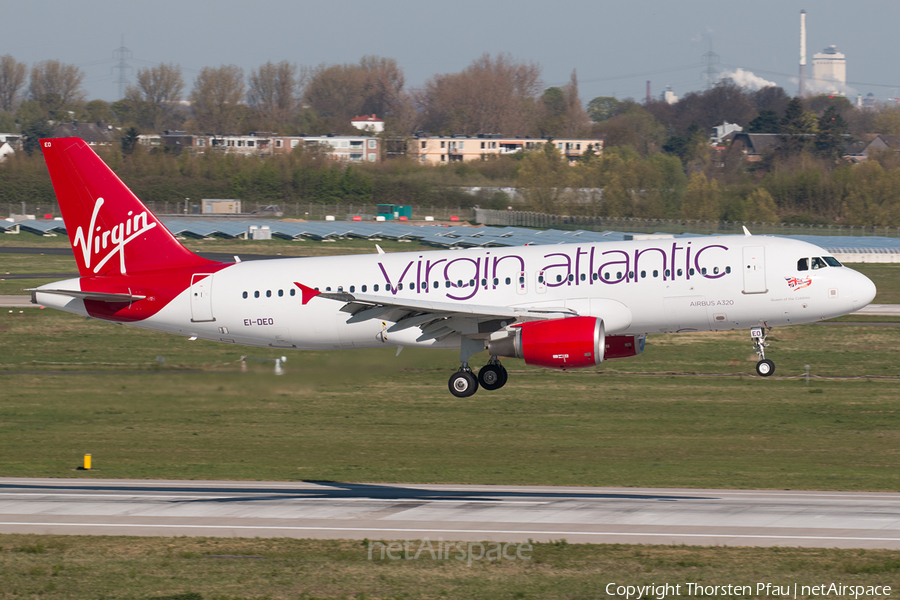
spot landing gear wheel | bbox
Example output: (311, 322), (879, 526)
(478, 364), (508, 391)
(449, 370), (479, 398)
(756, 359), (775, 377)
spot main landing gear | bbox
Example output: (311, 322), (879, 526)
(448, 360), (508, 398)
(448, 338), (508, 398)
(751, 326), (775, 377)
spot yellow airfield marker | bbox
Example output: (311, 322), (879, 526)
(83, 454), (91, 470)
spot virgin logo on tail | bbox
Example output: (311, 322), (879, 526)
(72, 198), (157, 275)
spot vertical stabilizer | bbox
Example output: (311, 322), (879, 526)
(40, 137), (215, 277)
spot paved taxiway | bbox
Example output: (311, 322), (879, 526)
(0, 478), (898, 548)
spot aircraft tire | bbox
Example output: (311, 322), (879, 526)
(449, 370), (479, 397)
(756, 359), (775, 377)
(478, 364), (506, 391)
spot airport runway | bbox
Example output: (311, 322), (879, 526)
(0, 478), (899, 548)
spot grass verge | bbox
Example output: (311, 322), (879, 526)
(0, 534), (898, 600)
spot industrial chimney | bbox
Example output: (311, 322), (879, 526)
(799, 10), (807, 97)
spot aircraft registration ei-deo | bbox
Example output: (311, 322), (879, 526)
(32, 137), (877, 396)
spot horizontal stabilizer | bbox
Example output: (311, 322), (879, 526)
(29, 289), (146, 303)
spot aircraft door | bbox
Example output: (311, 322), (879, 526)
(536, 269), (547, 294)
(190, 273), (215, 322)
(742, 246), (768, 294)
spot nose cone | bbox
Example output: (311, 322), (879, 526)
(851, 270), (877, 309)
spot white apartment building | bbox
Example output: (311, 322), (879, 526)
(410, 135), (602, 165)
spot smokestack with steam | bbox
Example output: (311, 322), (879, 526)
(799, 10), (807, 97)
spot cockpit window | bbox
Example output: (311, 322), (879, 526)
(811, 257), (828, 270)
(797, 258), (809, 271)
(824, 256), (842, 267)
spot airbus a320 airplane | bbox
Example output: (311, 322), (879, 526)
(33, 138), (876, 396)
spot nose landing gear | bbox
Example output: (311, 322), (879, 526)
(751, 327), (775, 377)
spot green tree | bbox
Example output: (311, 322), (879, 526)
(0, 54), (27, 112)
(746, 109), (780, 133)
(680, 172), (721, 221)
(121, 127), (140, 155)
(815, 106), (848, 160)
(587, 96), (621, 122)
(189, 65), (245, 133)
(21, 118), (53, 155)
(518, 141), (571, 212)
(746, 188), (779, 222)
(28, 60), (85, 116)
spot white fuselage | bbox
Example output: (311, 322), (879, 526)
(36, 235), (876, 351)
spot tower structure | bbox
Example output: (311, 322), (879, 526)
(812, 45), (846, 95)
(799, 10), (807, 97)
(112, 35), (133, 100)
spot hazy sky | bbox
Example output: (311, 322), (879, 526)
(4, 0), (899, 105)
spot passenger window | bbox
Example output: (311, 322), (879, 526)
(493, 278), (499, 285)
(677, 269), (683, 277)
(628, 271), (634, 279)
(445, 281), (451, 288)
(568, 274), (574, 282)
(422, 282), (427, 290)
(433, 281), (438, 288)
(798, 258), (809, 271)
(349, 286), (355, 293)
(469, 279), (475, 287)
(242, 291), (248, 299)
(812, 257), (827, 270)
(690, 268), (695, 276)
(604, 273), (610, 280)
(665, 269), (671, 277)
(556, 274), (562, 283)
(457, 280), (463, 287)
(653, 270), (658, 278)
(713, 267), (719, 275)
(519, 276), (525, 284)
(278, 289), (284, 297)
(538, 275), (544, 283)
(361, 285), (367, 292)
(700, 268), (706, 275)
(580, 273), (586, 281)
(725, 266), (732, 274)
(254, 291), (259, 298)
(592, 273), (598, 281)
(616, 272), (622, 279)
(326, 287), (331, 292)
(266, 290), (272, 297)
(505, 277), (511, 285)
(397, 283), (403, 290)
(290, 289), (296, 296)
(374, 284), (379, 292)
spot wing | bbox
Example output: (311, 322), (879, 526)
(294, 282), (575, 342)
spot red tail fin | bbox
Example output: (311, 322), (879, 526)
(40, 137), (215, 276)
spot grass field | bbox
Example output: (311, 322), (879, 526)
(0, 534), (898, 600)
(1, 307), (899, 489)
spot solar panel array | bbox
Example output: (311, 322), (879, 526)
(3, 217), (900, 253)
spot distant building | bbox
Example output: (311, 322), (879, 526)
(350, 114), (385, 133)
(661, 85), (678, 105)
(271, 135), (381, 162)
(812, 45), (846, 95)
(409, 134), (603, 165)
(52, 122), (118, 146)
(711, 122), (743, 147)
(0, 141), (14, 162)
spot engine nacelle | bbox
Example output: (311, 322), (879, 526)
(604, 334), (646, 359)
(488, 316), (605, 370)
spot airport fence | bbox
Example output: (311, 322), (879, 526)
(473, 208), (900, 238)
